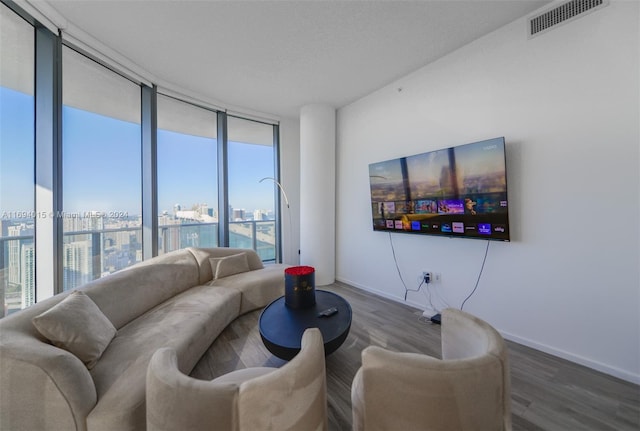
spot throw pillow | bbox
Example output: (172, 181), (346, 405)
(209, 253), (250, 280)
(32, 291), (117, 369)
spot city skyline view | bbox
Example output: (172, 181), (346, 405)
(1, 87), (277, 218)
(1, 84), (279, 316)
(1, 6), (281, 318)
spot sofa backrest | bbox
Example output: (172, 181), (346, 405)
(0, 248), (200, 337)
(82, 249), (199, 329)
(187, 247), (264, 285)
(0, 248), (264, 334)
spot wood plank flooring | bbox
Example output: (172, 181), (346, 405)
(191, 282), (640, 430)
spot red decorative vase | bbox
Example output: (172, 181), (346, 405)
(284, 266), (316, 309)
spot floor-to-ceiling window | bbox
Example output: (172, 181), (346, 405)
(62, 46), (142, 290)
(157, 94), (218, 254)
(0, 2), (282, 306)
(227, 116), (277, 261)
(0, 4), (35, 316)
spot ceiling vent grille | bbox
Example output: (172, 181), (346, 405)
(529, 0), (609, 38)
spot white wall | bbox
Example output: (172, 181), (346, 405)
(335, 1), (639, 383)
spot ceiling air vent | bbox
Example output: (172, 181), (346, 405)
(528, 0), (609, 38)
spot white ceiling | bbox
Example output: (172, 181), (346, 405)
(42, 0), (550, 119)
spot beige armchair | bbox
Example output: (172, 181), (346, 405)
(146, 327), (327, 431)
(351, 308), (511, 431)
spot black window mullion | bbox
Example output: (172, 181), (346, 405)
(141, 85), (158, 259)
(217, 111), (229, 247)
(273, 124), (283, 263)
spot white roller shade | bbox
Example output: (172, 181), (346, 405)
(157, 94), (217, 139)
(228, 115), (273, 146)
(0, 4), (34, 96)
(62, 46), (140, 124)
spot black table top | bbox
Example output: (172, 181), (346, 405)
(259, 290), (352, 360)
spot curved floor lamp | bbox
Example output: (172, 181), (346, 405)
(259, 177), (297, 264)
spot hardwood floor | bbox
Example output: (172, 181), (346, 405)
(191, 282), (640, 430)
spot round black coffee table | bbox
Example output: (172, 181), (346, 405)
(259, 290), (352, 360)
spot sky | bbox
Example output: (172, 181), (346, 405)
(0, 87), (275, 218)
(0, 87), (33, 214)
(157, 128), (276, 215)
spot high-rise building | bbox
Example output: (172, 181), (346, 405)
(115, 230), (131, 249)
(6, 230), (20, 286)
(253, 209), (268, 221)
(1, 223), (35, 313)
(198, 203), (208, 217)
(232, 209), (245, 221)
(85, 212), (104, 232)
(20, 243), (34, 308)
(158, 217), (181, 254)
(63, 240), (92, 290)
(63, 216), (83, 233)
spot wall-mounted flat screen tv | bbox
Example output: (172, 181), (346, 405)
(368, 137), (510, 241)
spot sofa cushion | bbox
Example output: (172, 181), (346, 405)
(32, 291), (116, 369)
(210, 253), (250, 280)
(209, 263), (289, 314)
(87, 284), (242, 431)
(188, 247), (264, 285)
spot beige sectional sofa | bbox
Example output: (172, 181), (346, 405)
(0, 247), (289, 431)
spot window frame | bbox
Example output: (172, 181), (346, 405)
(0, 0), (283, 301)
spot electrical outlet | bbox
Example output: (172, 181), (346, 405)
(421, 271), (441, 284)
(419, 271), (441, 284)
(422, 271), (432, 283)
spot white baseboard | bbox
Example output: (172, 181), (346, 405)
(500, 331), (640, 385)
(335, 276), (425, 311)
(335, 276), (640, 385)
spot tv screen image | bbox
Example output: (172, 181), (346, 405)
(368, 137), (510, 241)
